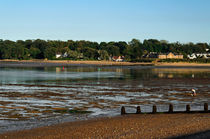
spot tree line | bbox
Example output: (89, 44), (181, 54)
(0, 39), (209, 61)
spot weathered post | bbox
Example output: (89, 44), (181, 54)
(204, 103), (208, 112)
(121, 106), (126, 115)
(169, 104), (173, 113)
(136, 106), (141, 114)
(152, 105), (157, 113)
(186, 104), (190, 113)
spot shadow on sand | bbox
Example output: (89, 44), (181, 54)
(171, 130), (210, 139)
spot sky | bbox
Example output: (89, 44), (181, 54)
(0, 0), (210, 43)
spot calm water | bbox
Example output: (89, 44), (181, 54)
(0, 66), (210, 133)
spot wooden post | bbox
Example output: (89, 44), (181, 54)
(169, 104), (173, 113)
(186, 104), (190, 112)
(136, 106), (141, 114)
(121, 106), (126, 115)
(204, 103), (208, 112)
(152, 105), (157, 113)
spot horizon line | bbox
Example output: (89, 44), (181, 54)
(0, 38), (209, 44)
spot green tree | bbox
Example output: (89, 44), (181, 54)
(98, 50), (109, 60)
(82, 47), (99, 60)
(129, 39), (143, 59)
(44, 47), (56, 59)
(32, 39), (49, 59)
(68, 50), (80, 59)
(12, 44), (25, 59)
(29, 47), (41, 59)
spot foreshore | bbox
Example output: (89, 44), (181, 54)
(0, 114), (210, 139)
(1, 59), (210, 67)
(1, 60), (210, 139)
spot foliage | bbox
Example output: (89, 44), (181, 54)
(44, 47), (56, 59)
(0, 39), (209, 62)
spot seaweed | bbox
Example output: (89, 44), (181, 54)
(53, 109), (92, 114)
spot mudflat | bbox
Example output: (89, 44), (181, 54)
(1, 113), (210, 139)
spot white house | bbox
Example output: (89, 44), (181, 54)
(188, 48), (210, 59)
(188, 53), (210, 59)
(56, 52), (68, 59)
(63, 52), (68, 58)
(56, 54), (62, 58)
(112, 56), (125, 62)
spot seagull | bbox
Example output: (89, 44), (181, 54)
(191, 89), (196, 96)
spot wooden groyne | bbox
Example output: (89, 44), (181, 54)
(121, 103), (210, 115)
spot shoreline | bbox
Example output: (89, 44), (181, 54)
(0, 60), (210, 138)
(0, 113), (210, 139)
(1, 59), (210, 67)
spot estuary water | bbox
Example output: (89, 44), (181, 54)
(0, 66), (210, 133)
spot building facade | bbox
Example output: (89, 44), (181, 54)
(144, 52), (183, 59)
(112, 56), (125, 62)
(158, 52), (183, 59)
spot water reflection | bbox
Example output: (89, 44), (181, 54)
(152, 68), (210, 79)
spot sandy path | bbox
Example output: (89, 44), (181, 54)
(0, 113), (210, 139)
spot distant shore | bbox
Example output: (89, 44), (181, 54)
(0, 114), (210, 139)
(155, 62), (210, 67)
(0, 59), (152, 66)
(1, 59), (210, 67)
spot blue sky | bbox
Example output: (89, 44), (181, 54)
(0, 0), (209, 43)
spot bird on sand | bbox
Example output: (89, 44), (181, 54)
(191, 89), (196, 96)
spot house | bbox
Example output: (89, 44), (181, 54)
(112, 56), (125, 62)
(56, 52), (68, 59)
(158, 52), (183, 59)
(63, 52), (68, 58)
(144, 52), (183, 59)
(187, 49), (210, 59)
(187, 53), (210, 59)
(143, 52), (158, 58)
(56, 54), (62, 59)
(187, 54), (197, 59)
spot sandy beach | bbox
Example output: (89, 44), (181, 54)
(1, 60), (210, 68)
(0, 113), (210, 139)
(0, 59), (153, 67)
(155, 62), (210, 67)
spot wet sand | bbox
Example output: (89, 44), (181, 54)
(0, 113), (210, 139)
